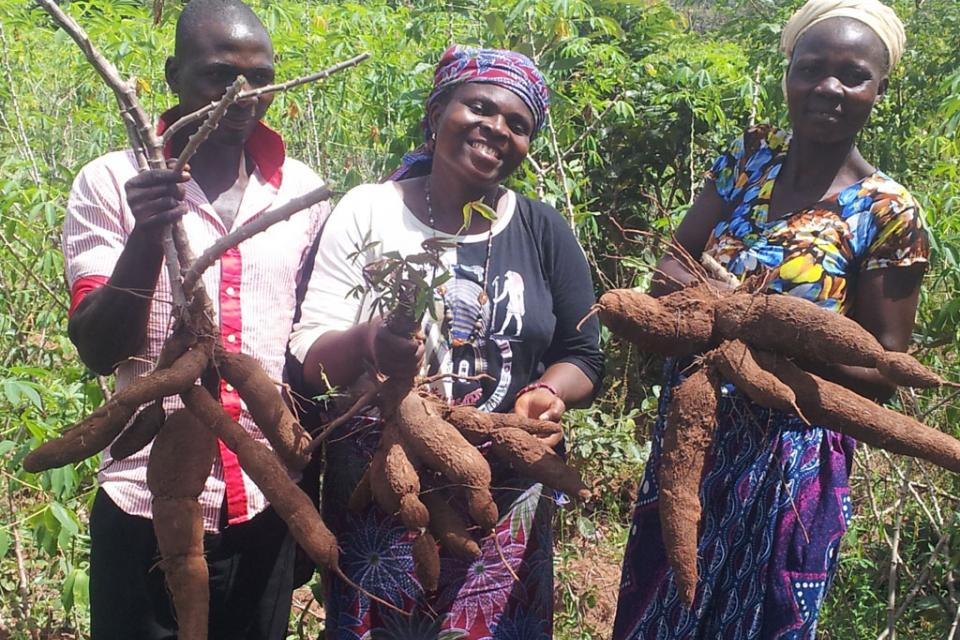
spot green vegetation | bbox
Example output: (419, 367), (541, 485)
(0, 0), (958, 637)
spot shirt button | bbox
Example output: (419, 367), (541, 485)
(226, 286), (236, 296)
(227, 334), (237, 343)
(225, 383), (235, 392)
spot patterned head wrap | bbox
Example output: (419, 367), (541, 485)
(389, 45), (550, 181)
(780, 0), (906, 71)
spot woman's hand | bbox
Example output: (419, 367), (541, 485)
(513, 387), (565, 448)
(513, 386), (566, 423)
(367, 317), (424, 379)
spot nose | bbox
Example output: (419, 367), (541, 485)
(234, 74), (256, 99)
(481, 113), (509, 138)
(813, 75), (844, 98)
(231, 77), (260, 111)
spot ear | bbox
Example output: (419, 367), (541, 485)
(427, 99), (445, 138)
(165, 56), (180, 94)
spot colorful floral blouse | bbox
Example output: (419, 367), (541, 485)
(704, 125), (930, 313)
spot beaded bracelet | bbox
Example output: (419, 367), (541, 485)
(515, 381), (560, 401)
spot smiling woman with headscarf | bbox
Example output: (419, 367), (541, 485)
(289, 45), (603, 638)
(612, 1), (928, 638)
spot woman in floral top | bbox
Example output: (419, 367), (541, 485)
(614, 1), (928, 638)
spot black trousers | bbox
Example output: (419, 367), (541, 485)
(89, 489), (295, 640)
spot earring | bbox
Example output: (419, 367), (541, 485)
(431, 132), (437, 141)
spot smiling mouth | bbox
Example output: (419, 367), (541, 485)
(469, 140), (502, 160)
(220, 110), (255, 127)
(806, 109), (842, 119)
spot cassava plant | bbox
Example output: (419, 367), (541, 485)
(19, 2), (380, 637)
(313, 226), (592, 592)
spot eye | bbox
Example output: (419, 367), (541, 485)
(206, 66), (237, 84)
(508, 118), (531, 136)
(248, 69), (275, 87)
(840, 68), (872, 87)
(467, 101), (485, 114)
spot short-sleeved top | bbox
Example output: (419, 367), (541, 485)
(705, 125), (930, 313)
(62, 117), (329, 531)
(289, 182), (603, 412)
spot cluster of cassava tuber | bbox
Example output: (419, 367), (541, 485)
(326, 276), (592, 592)
(24, 303), (356, 639)
(596, 279), (960, 608)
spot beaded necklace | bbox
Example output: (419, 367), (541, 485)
(423, 177), (495, 347)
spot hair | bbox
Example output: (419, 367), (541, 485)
(174, 0), (268, 57)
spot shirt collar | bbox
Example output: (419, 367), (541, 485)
(156, 106), (285, 188)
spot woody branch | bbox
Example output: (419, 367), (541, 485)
(162, 52), (372, 144)
(182, 184), (333, 293)
(35, 0), (190, 308)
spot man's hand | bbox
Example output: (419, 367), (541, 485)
(124, 162), (191, 235)
(69, 163), (190, 374)
(366, 317), (424, 380)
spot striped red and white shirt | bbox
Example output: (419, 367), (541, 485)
(62, 113), (329, 531)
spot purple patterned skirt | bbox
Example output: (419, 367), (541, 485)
(320, 418), (555, 639)
(613, 361), (855, 639)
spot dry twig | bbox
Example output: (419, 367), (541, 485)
(884, 459), (913, 640)
(700, 253), (739, 288)
(7, 492), (39, 640)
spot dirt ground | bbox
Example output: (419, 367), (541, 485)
(556, 524), (625, 638)
(290, 585), (326, 638)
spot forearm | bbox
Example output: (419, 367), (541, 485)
(301, 322), (373, 394)
(800, 359), (897, 404)
(68, 229), (166, 374)
(537, 362), (596, 409)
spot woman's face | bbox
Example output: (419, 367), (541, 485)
(428, 82), (534, 188)
(785, 17), (889, 144)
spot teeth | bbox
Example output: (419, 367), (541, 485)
(470, 141), (501, 159)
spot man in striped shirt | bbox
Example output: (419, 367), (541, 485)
(62, 1), (328, 637)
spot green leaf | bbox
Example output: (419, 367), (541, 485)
(73, 569), (90, 609)
(20, 384), (42, 410)
(49, 502), (79, 550)
(0, 529), (10, 558)
(0, 440), (15, 457)
(430, 272), (452, 288)
(1, 380), (43, 410)
(310, 579), (325, 603)
(464, 200), (498, 223)
(576, 515), (598, 540)
(3, 381), (20, 406)
(61, 567), (81, 612)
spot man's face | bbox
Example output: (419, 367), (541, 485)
(166, 19), (275, 146)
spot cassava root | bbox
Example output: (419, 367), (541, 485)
(595, 283), (960, 609)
